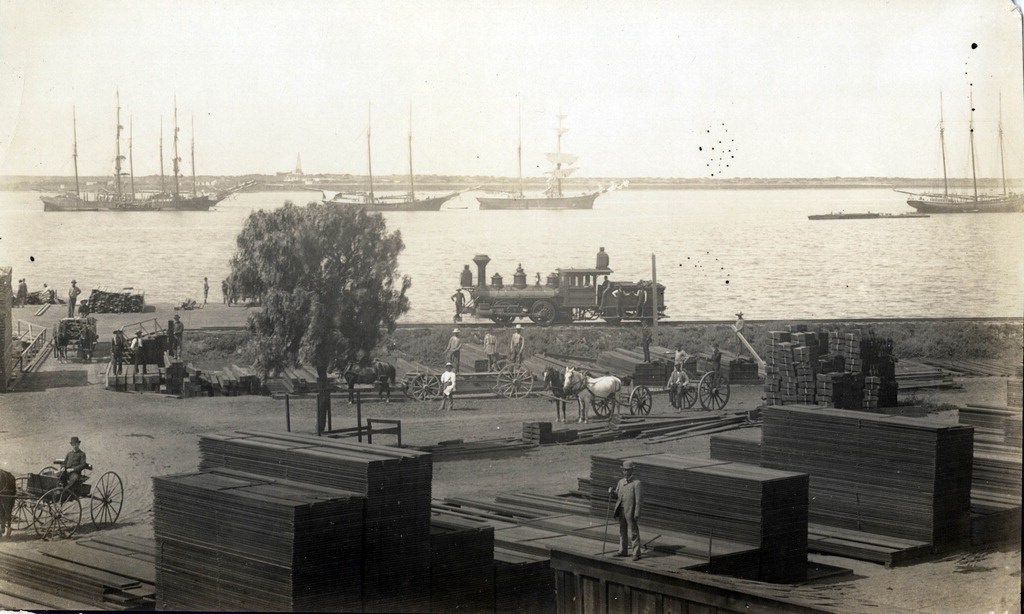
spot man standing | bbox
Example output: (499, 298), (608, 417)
(131, 330), (146, 374)
(445, 328), (462, 373)
(173, 314), (185, 359)
(667, 363), (690, 409)
(451, 290), (465, 323)
(111, 329), (127, 375)
(509, 324), (525, 365)
(67, 280), (81, 318)
(203, 277), (210, 307)
(674, 344), (686, 372)
(710, 341), (722, 374)
(16, 278), (28, 307)
(221, 279), (228, 304)
(609, 460), (643, 560)
(641, 322), (652, 363)
(60, 437), (88, 490)
(439, 362), (456, 411)
(483, 328), (498, 371)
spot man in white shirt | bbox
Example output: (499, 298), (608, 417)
(445, 329), (462, 372)
(510, 324), (525, 365)
(439, 362), (456, 410)
(130, 330), (146, 374)
(483, 329), (498, 371)
(667, 364), (690, 409)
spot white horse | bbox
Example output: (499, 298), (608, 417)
(563, 366), (623, 423)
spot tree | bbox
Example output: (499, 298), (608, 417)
(230, 201), (411, 432)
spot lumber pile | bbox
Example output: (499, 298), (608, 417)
(418, 437), (538, 458)
(0, 540), (155, 611)
(430, 513), (495, 613)
(195, 430), (433, 612)
(760, 405), (973, 549)
(153, 469), (364, 611)
(494, 549), (555, 614)
(588, 453), (809, 583)
(895, 359), (959, 390)
(522, 421), (578, 444)
(919, 357), (1021, 378)
(710, 432), (763, 465)
(695, 349), (760, 383)
(86, 288), (145, 313)
(1009, 379), (1023, 408)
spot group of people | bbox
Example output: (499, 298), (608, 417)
(9, 279), (58, 309)
(438, 324), (527, 410)
(665, 341), (722, 409)
(109, 315), (184, 375)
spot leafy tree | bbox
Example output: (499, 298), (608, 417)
(230, 201), (410, 432)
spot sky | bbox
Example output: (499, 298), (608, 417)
(1, 0), (1023, 179)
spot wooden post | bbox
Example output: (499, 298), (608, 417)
(651, 253), (658, 336)
(356, 391), (362, 442)
(285, 394), (291, 432)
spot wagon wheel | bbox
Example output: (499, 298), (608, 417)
(493, 358), (510, 371)
(495, 365), (533, 398)
(528, 300), (557, 326)
(39, 466), (59, 476)
(10, 477), (35, 531)
(33, 488), (82, 540)
(628, 385), (653, 415)
(591, 395), (614, 419)
(410, 374), (442, 401)
(698, 372), (731, 411)
(679, 385), (698, 410)
(90, 471), (124, 529)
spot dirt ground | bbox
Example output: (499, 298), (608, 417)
(0, 307), (1020, 613)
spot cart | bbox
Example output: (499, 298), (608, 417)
(8, 462), (124, 540)
(586, 381), (656, 418)
(402, 364), (535, 400)
(53, 317), (98, 361)
(669, 370), (731, 411)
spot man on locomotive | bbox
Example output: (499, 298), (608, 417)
(59, 436), (88, 490)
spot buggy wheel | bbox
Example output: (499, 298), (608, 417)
(39, 466), (59, 477)
(679, 385), (698, 409)
(698, 372), (731, 411)
(528, 300), (557, 326)
(33, 488), (81, 540)
(493, 358), (510, 371)
(628, 386), (652, 415)
(410, 374), (442, 401)
(495, 365), (533, 399)
(11, 478), (35, 531)
(592, 395), (614, 419)
(90, 471), (124, 529)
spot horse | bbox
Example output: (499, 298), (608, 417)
(342, 360), (397, 403)
(563, 366), (623, 423)
(0, 469), (15, 538)
(542, 366), (584, 423)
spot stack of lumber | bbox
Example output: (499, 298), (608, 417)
(86, 288), (145, 313)
(633, 358), (670, 386)
(494, 549), (555, 614)
(197, 430), (433, 612)
(459, 342), (507, 372)
(153, 468), (364, 611)
(596, 348), (651, 377)
(710, 431), (763, 465)
(959, 403), (1022, 445)
(894, 359), (958, 390)
(395, 356), (433, 378)
(430, 513), (495, 613)
(760, 405), (974, 549)
(1009, 378), (1023, 408)
(522, 421), (578, 444)
(0, 541), (155, 611)
(588, 452), (809, 583)
(418, 437), (538, 458)
(696, 349), (760, 383)
(919, 357), (1021, 377)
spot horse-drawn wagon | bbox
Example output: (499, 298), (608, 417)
(395, 358), (534, 401)
(53, 316), (98, 361)
(4, 462), (123, 540)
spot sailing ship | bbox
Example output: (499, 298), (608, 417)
(898, 93), (1023, 214)
(477, 111), (623, 210)
(808, 212), (930, 220)
(42, 96), (251, 212)
(323, 107), (461, 211)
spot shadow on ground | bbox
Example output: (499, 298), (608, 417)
(17, 370), (91, 391)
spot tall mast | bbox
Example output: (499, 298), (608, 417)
(407, 103), (415, 200)
(172, 97), (181, 198)
(191, 115), (197, 197)
(72, 106), (80, 197)
(115, 91), (125, 200)
(939, 92), (949, 198)
(999, 93), (1008, 196)
(554, 111), (567, 198)
(129, 115), (136, 199)
(517, 101), (523, 197)
(969, 89), (979, 202)
(159, 116), (166, 193)
(367, 104), (375, 203)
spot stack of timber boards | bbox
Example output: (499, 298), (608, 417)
(0, 541), (155, 611)
(153, 468), (364, 611)
(760, 405), (974, 550)
(430, 513), (495, 613)
(494, 548), (555, 614)
(589, 452), (809, 583)
(710, 431), (763, 465)
(197, 431), (433, 612)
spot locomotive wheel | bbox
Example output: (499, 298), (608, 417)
(679, 385), (698, 409)
(410, 374), (442, 401)
(591, 396), (614, 418)
(491, 301), (518, 324)
(628, 386), (652, 415)
(528, 300), (556, 326)
(698, 372), (730, 411)
(90, 471), (124, 529)
(11, 477), (35, 531)
(495, 365), (534, 398)
(491, 315), (515, 324)
(33, 488), (81, 540)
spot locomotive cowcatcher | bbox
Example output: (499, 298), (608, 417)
(457, 253), (666, 325)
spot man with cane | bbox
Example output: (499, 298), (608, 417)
(608, 459), (643, 560)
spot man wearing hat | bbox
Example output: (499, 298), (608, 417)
(445, 328), (462, 373)
(130, 330), (146, 374)
(172, 314), (185, 359)
(510, 324), (525, 365)
(609, 460), (643, 560)
(439, 362), (456, 411)
(111, 329), (128, 375)
(67, 280), (81, 318)
(59, 437), (88, 490)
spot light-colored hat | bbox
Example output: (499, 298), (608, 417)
(452, 328), (459, 334)
(622, 460), (635, 470)
(515, 324), (522, 329)
(445, 362), (453, 368)
(70, 436), (81, 444)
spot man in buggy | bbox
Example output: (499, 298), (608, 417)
(60, 436), (88, 491)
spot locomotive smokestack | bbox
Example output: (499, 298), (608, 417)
(472, 254), (491, 288)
